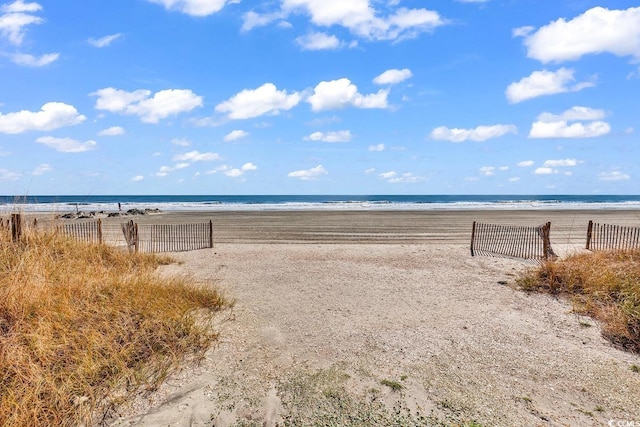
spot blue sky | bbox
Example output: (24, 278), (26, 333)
(0, 0), (638, 195)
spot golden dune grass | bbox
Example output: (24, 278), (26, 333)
(518, 249), (640, 353)
(0, 227), (229, 427)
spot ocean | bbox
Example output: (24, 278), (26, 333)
(2, 195), (640, 213)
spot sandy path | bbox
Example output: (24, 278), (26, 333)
(107, 211), (640, 426)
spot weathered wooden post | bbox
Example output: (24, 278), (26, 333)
(97, 219), (103, 244)
(134, 223), (139, 253)
(586, 220), (593, 250)
(470, 221), (476, 256)
(209, 220), (213, 249)
(11, 213), (22, 242)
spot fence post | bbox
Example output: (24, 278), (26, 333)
(134, 223), (139, 253)
(97, 219), (103, 244)
(11, 213), (22, 242)
(470, 221), (476, 256)
(586, 220), (593, 250)
(209, 220), (213, 249)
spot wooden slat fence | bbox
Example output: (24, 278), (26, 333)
(470, 221), (555, 262)
(586, 221), (640, 251)
(57, 219), (103, 244)
(121, 220), (213, 253)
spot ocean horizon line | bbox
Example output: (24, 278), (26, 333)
(2, 194), (640, 213)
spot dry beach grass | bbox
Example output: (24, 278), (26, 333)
(0, 226), (229, 426)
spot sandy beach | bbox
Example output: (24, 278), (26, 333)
(64, 209), (640, 426)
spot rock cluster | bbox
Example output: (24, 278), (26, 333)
(57, 208), (162, 220)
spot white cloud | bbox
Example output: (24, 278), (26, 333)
(543, 159), (578, 167)
(517, 160), (534, 167)
(88, 33), (121, 48)
(365, 168), (375, 174)
(10, 52), (59, 67)
(368, 143), (385, 151)
(529, 106), (610, 139)
(373, 68), (412, 85)
(287, 164), (327, 180)
(172, 150), (220, 162)
(92, 87), (203, 123)
(0, 0), (43, 45)
(225, 162), (258, 177)
(131, 175), (144, 182)
(537, 106), (606, 122)
(307, 78), (388, 111)
(506, 68), (593, 103)
(281, 1), (446, 41)
(430, 124), (517, 142)
(534, 167), (554, 175)
(598, 171), (630, 181)
(508, 177), (520, 182)
(223, 129), (249, 141)
(146, 0), (233, 16)
(519, 6), (640, 63)
(379, 170), (424, 183)
(241, 10), (286, 32)
(0, 102), (85, 134)
(295, 31), (342, 50)
(171, 137), (191, 146)
(32, 163), (51, 176)
(98, 126), (125, 136)
(36, 136), (96, 153)
(215, 83), (301, 119)
(305, 130), (351, 142)
(479, 166), (495, 176)
(512, 26), (534, 37)
(0, 168), (20, 181)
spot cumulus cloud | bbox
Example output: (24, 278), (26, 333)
(131, 175), (144, 182)
(146, 0), (233, 16)
(225, 162), (257, 177)
(529, 106), (610, 139)
(36, 136), (96, 153)
(171, 137), (191, 146)
(479, 166), (495, 176)
(533, 159), (580, 175)
(373, 68), (412, 85)
(0, 102), (85, 134)
(172, 150), (220, 162)
(430, 124), (517, 142)
(88, 33), (122, 47)
(295, 31), (342, 50)
(518, 6), (640, 63)
(378, 170), (424, 183)
(305, 130), (351, 143)
(215, 83), (301, 120)
(517, 160), (534, 167)
(10, 52), (58, 67)
(241, 10), (286, 32)
(223, 129), (249, 141)
(287, 164), (327, 180)
(506, 68), (594, 103)
(0, 168), (21, 181)
(0, 0), (43, 45)
(32, 163), (51, 176)
(368, 143), (385, 151)
(281, 1), (446, 41)
(92, 87), (203, 123)
(598, 171), (630, 181)
(98, 126), (125, 136)
(307, 78), (388, 111)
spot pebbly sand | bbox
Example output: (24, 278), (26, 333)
(87, 209), (640, 426)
